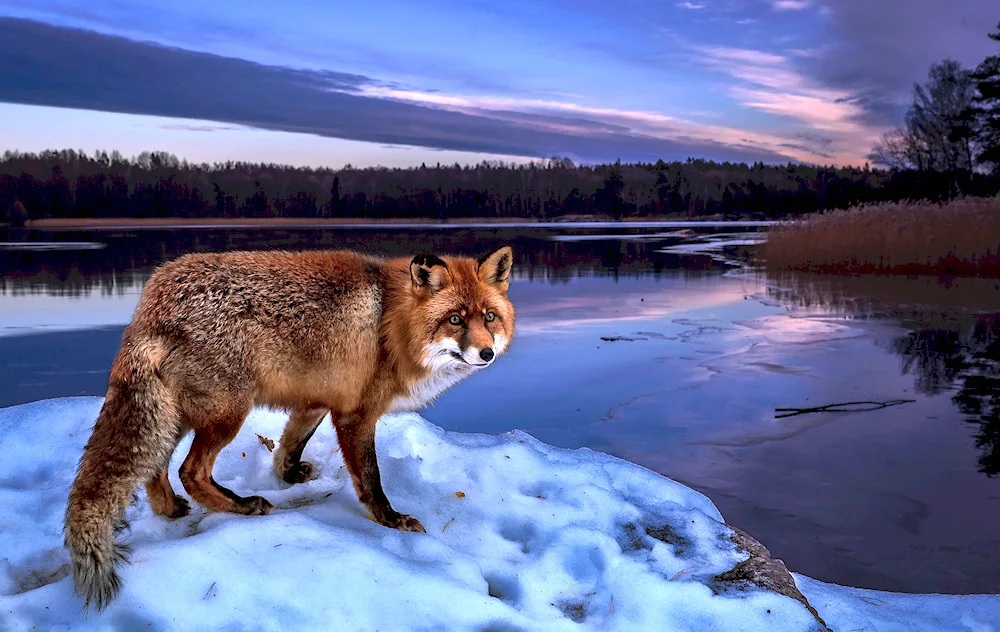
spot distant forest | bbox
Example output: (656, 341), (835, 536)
(2, 149), (999, 225)
(2, 23), (999, 225)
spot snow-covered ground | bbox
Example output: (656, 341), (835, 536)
(1, 397), (998, 631)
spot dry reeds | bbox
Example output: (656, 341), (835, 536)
(762, 196), (1000, 277)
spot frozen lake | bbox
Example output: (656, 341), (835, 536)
(2, 223), (998, 594)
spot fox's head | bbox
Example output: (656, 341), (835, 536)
(407, 245), (516, 373)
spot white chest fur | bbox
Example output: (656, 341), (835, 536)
(387, 364), (471, 414)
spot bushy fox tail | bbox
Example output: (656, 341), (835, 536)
(63, 337), (181, 612)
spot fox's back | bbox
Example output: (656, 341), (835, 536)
(127, 250), (386, 405)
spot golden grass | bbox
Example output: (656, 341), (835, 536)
(762, 196), (1000, 277)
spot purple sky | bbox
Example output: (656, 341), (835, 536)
(0, 0), (996, 168)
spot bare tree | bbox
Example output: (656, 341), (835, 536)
(909, 60), (978, 172)
(869, 127), (924, 170)
(870, 59), (978, 181)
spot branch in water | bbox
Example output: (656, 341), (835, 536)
(774, 399), (916, 419)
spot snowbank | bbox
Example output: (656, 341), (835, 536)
(1, 398), (997, 631)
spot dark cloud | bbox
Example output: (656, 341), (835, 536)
(809, 0), (998, 126)
(779, 143), (833, 160)
(0, 17), (793, 165)
(791, 131), (834, 149)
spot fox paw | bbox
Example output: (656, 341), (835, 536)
(376, 510), (426, 533)
(282, 461), (314, 485)
(237, 495), (273, 516)
(168, 496), (191, 519)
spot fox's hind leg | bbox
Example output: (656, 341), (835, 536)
(145, 427), (191, 518)
(146, 472), (190, 518)
(179, 399), (272, 516)
(274, 404), (328, 484)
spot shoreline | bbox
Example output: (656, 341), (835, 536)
(14, 216), (778, 230)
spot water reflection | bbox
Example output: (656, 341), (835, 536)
(765, 272), (1000, 479)
(892, 316), (1000, 476)
(0, 226), (743, 296)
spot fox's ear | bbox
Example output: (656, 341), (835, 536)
(477, 245), (513, 292)
(410, 254), (451, 297)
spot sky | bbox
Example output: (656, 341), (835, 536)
(0, 0), (996, 169)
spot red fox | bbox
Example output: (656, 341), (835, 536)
(63, 245), (515, 611)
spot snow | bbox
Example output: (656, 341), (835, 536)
(656, 233), (769, 266)
(657, 235), (768, 253)
(794, 575), (1000, 632)
(1, 397), (998, 631)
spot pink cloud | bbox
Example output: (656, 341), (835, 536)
(353, 41), (885, 167)
(699, 46), (787, 66)
(695, 46), (881, 162)
(773, 0), (810, 10)
(729, 88), (864, 133)
(356, 85), (843, 164)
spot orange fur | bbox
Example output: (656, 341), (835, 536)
(63, 246), (516, 611)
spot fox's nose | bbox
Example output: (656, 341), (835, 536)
(479, 348), (495, 362)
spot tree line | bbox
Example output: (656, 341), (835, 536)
(1, 23), (999, 225)
(5, 149), (997, 225)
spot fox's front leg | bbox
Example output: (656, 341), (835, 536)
(334, 411), (425, 533)
(274, 404), (328, 484)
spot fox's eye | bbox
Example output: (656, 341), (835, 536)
(448, 314), (463, 326)
(485, 311), (496, 322)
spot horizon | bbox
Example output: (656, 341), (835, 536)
(0, 142), (888, 172)
(0, 2), (996, 170)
